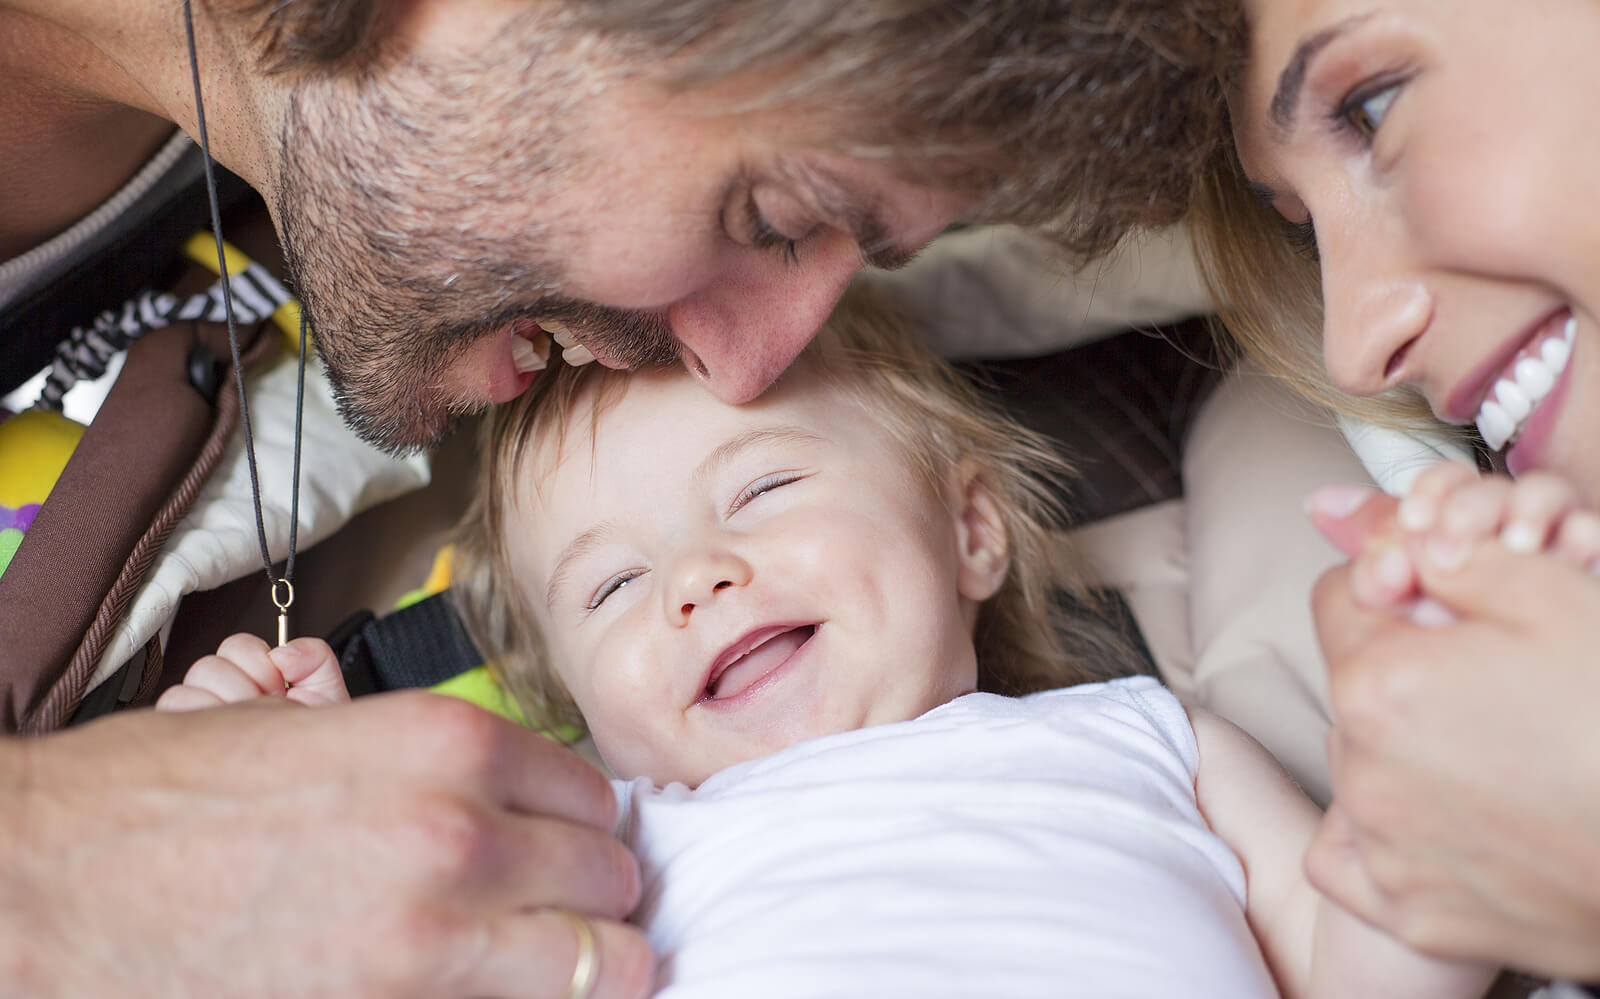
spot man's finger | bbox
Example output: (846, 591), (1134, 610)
(356, 693), (620, 832)
(464, 909), (655, 999)
(488, 815), (642, 921)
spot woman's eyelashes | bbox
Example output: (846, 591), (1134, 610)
(1332, 78), (1404, 142)
(1284, 218), (1320, 261)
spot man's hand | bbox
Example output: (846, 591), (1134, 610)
(1305, 499), (1600, 979)
(0, 694), (654, 998)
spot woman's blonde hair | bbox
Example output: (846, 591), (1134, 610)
(1181, 12), (1448, 435)
(450, 284), (1133, 734)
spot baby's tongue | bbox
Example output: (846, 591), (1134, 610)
(710, 627), (812, 700)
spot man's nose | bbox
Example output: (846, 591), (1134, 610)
(666, 231), (864, 404)
(662, 547), (754, 628)
(1318, 215), (1434, 397)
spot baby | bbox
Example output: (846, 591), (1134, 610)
(163, 288), (1492, 999)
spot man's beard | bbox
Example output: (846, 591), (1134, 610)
(274, 27), (678, 454)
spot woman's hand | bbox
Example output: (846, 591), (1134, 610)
(1306, 486), (1600, 978)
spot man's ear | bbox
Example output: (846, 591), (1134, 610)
(952, 460), (1010, 602)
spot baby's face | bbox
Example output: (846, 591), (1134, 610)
(506, 364), (1001, 786)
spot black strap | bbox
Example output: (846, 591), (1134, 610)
(330, 592), (482, 696)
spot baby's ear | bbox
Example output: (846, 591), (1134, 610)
(952, 460), (1010, 602)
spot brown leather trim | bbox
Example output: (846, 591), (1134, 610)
(0, 314), (274, 733)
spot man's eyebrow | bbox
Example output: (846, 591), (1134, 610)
(546, 521), (618, 610)
(1269, 15), (1374, 135)
(694, 426), (825, 485)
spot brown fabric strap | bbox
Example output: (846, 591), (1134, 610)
(27, 327), (268, 731)
(0, 318), (269, 732)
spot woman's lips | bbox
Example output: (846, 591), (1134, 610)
(1506, 340), (1576, 477)
(1474, 313), (1576, 452)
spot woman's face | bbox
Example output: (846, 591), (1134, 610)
(1233, 0), (1600, 501)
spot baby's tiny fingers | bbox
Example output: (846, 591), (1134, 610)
(1499, 472), (1580, 553)
(272, 638), (353, 705)
(155, 683), (228, 712)
(1424, 478), (1513, 570)
(1398, 461), (1481, 531)
(181, 654), (280, 703)
(1552, 510), (1600, 571)
(1350, 541), (1420, 608)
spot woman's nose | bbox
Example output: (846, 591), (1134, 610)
(662, 548), (754, 627)
(1317, 219), (1434, 397)
(666, 231), (863, 404)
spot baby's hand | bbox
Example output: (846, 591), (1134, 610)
(156, 633), (352, 711)
(1307, 465), (1600, 615)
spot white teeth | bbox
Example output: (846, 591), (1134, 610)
(1543, 334), (1572, 370)
(1493, 378), (1532, 423)
(562, 343), (596, 366)
(511, 333), (549, 373)
(1474, 312), (1578, 452)
(1476, 399), (1515, 451)
(541, 321), (578, 349)
(1514, 356), (1555, 398)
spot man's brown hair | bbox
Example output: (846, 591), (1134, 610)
(222, 0), (1232, 258)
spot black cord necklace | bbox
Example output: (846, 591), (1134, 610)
(182, 0), (307, 648)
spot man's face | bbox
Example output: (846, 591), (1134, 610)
(274, 5), (964, 452)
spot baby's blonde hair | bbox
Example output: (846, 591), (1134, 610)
(451, 285), (1132, 734)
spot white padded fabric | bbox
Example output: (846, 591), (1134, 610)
(864, 224), (1210, 359)
(89, 350), (429, 690)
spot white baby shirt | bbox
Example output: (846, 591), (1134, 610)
(612, 676), (1278, 998)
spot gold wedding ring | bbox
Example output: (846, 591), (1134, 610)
(552, 908), (598, 999)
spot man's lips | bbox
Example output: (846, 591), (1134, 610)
(699, 624), (819, 703)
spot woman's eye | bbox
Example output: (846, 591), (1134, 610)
(588, 570), (645, 611)
(1283, 218), (1320, 262)
(1341, 83), (1400, 140)
(730, 472), (803, 514)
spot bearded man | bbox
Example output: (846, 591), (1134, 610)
(0, 1), (1225, 994)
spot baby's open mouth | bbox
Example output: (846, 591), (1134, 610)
(703, 624), (818, 701)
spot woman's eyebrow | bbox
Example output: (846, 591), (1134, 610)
(1269, 14), (1375, 135)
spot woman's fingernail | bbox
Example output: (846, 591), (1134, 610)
(1306, 483), (1378, 519)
